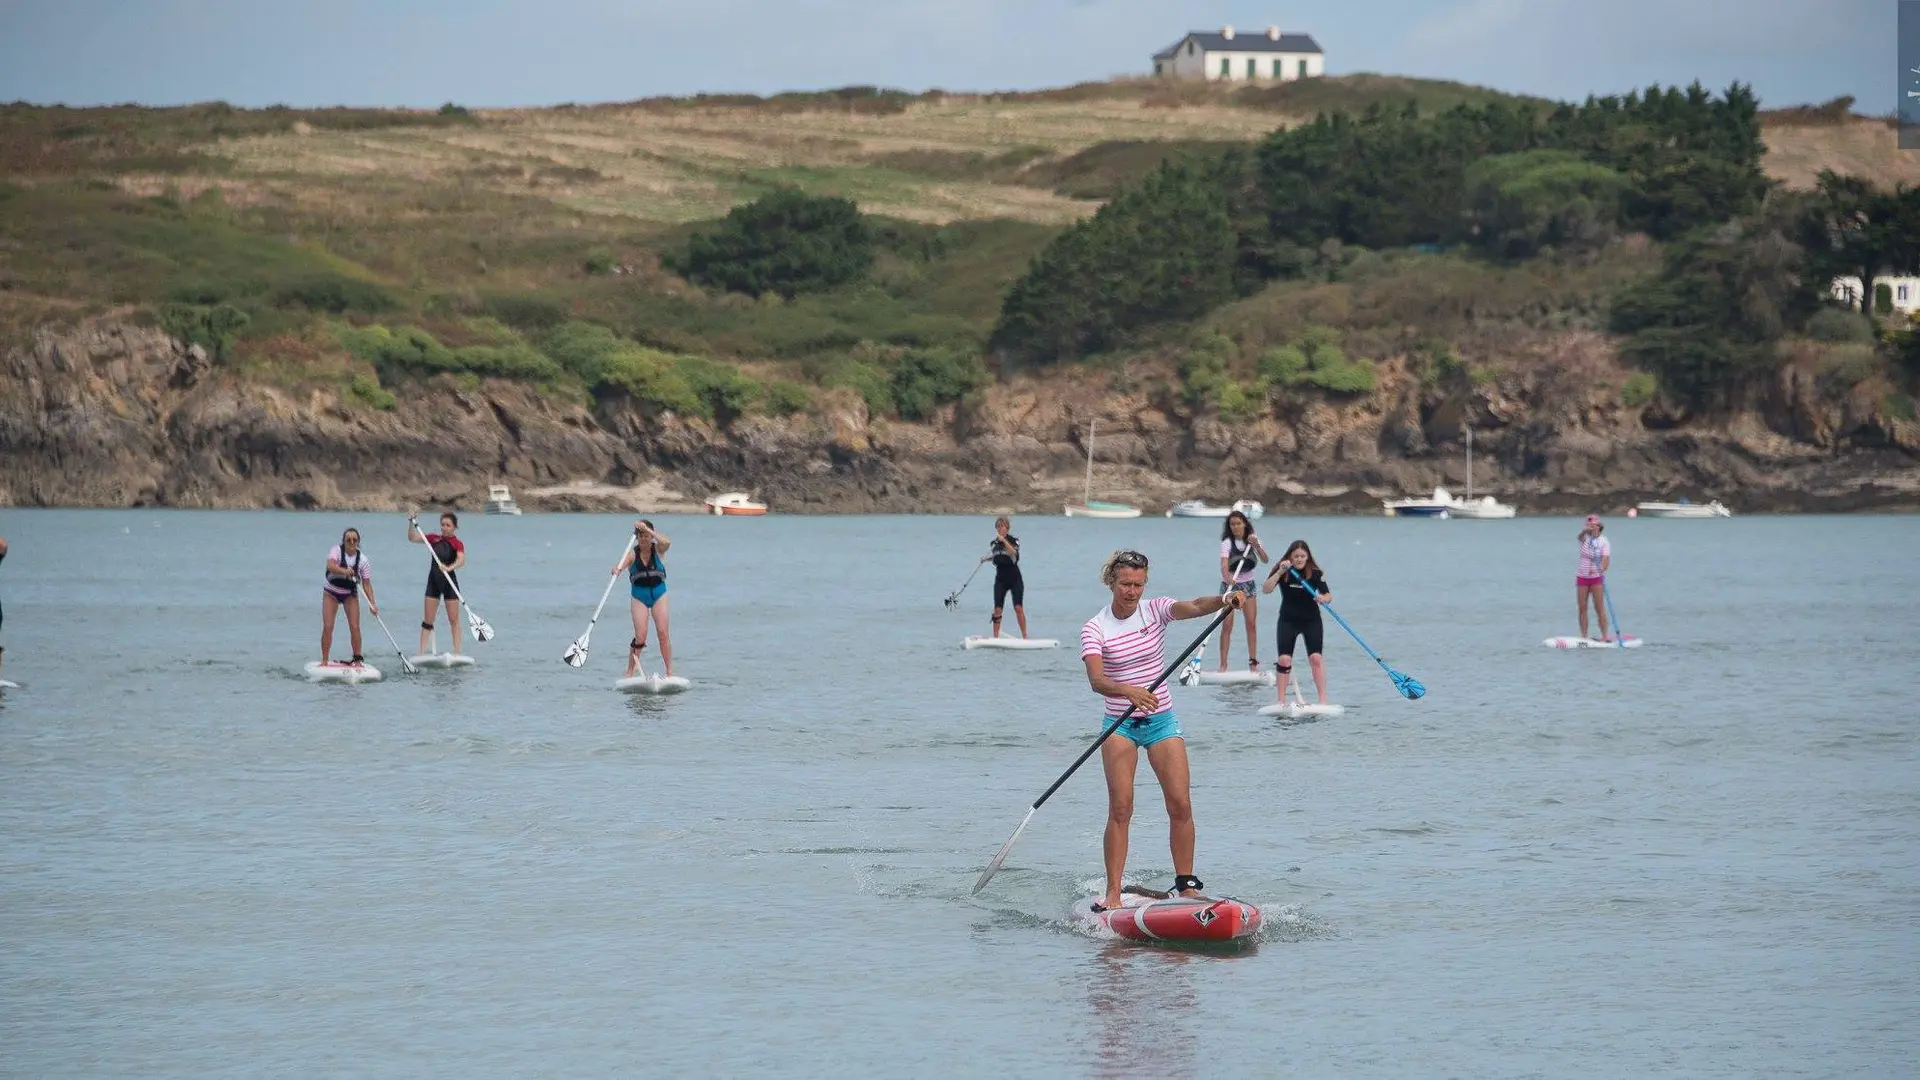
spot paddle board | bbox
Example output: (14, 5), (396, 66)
(1542, 635), (1643, 649)
(409, 652), (476, 668)
(1072, 891), (1262, 944)
(963, 636), (1060, 650)
(0, 679), (19, 690)
(1258, 701), (1347, 719)
(1190, 669), (1274, 686)
(304, 660), (382, 684)
(616, 673), (692, 694)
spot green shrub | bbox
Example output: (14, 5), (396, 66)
(540, 320), (625, 382)
(1620, 371), (1657, 407)
(1875, 282), (1894, 315)
(480, 292), (569, 331)
(807, 353), (895, 416)
(765, 380), (813, 415)
(891, 346), (988, 420)
(158, 301), (248, 362)
(1255, 343), (1308, 383)
(1817, 344), (1880, 394)
(1807, 306), (1875, 344)
(664, 188), (874, 299)
(339, 324), (565, 383)
(1215, 379), (1265, 421)
(1178, 329), (1235, 405)
(673, 354), (761, 421)
(598, 346), (703, 416)
(1299, 354), (1377, 393)
(267, 274), (396, 314)
(347, 373), (397, 410)
(583, 249), (615, 276)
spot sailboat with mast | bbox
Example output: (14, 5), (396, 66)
(1447, 426), (1517, 519)
(1063, 418), (1142, 519)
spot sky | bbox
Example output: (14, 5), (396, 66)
(0, 0), (1895, 113)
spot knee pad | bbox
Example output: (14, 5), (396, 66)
(1276, 660), (1293, 675)
(421, 621), (434, 631)
(631, 638), (645, 651)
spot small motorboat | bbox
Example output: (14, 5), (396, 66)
(483, 483), (522, 516)
(1634, 498), (1731, 519)
(1168, 499), (1265, 519)
(704, 492), (769, 516)
(1448, 494), (1516, 519)
(1383, 487), (1453, 518)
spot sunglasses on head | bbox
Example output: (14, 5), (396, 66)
(1113, 550), (1149, 569)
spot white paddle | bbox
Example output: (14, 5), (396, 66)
(410, 515), (493, 642)
(369, 606), (418, 674)
(563, 534), (637, 667)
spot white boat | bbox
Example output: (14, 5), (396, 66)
(704, 492), (769, 516)
(1448, 428), (1516, 518)
(1383, 487), (1452, 518)
(1168, 499), (1265, 519)
(1063, 419), (1141, 518)
(1635, 499), (1731, 519)
(483, 483), (522, 516)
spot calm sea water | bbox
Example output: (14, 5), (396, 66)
(0, 509), (1915, 1077)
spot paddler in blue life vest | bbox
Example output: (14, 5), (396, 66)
(614, 519), (675, 678)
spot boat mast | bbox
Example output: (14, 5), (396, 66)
(1465, 425), (1473, 501)
(1083, 418), (1096, 505)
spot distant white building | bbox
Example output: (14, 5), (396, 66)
(1152, 25), (1325, 82)
(1831, 275), (1920, 314)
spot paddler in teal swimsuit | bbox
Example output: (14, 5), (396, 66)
(614, 519), (675, 678)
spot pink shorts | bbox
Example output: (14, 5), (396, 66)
(1576, 575), (1604, 588)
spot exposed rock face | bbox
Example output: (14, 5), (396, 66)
(2, 317), (1916, 513)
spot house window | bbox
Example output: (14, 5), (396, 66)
(1901, 284), (1911, 302)
(1220, 56), (1230, 77)
(1298, 58), (1308, 77)
(1187, 41), (1195, 55)
(1273, 58), (1283, 78)
(1247, 57), (1257, 77)
(1154, 61), (1163, 76)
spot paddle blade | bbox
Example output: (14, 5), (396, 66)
(972, 807), (1036, 895)
(562, 641), (588, 668)
(1391, 669), (1426, 699)
(400, 657), (418, 675)
(469, 613), (495, 642)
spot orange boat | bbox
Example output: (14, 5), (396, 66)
(1075, 891), (1262, 944)
(703, 492), (768, 516)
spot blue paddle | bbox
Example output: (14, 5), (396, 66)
(1287, 566), (1425, 700)
(1603, 579), (1626, 649)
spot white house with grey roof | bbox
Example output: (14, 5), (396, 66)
(1153, 25), (1324, 82)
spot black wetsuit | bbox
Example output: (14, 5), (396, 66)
(991, 535), (1024, 609)
(1274, 566), (1328, 662)
(424, 534), (462, 599)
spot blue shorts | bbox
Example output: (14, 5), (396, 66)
(1108, 710), (1182, 749)
(631, 583), (667, 608)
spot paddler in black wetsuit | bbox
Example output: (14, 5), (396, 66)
(407, 511), (467, 656)
(977, 516), (1030, 639)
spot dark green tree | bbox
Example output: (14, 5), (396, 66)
(665, 188), (874, 299)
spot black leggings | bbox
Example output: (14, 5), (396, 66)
(1275, 617), (1324, 666)
(993, 574), (1025, 610)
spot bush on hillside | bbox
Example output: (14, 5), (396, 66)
(665, 188), (875, 300)
(890, 346), (989, 421)
(158, 301), (248, 362)
(339, 324), (566, 384)
(1806, 306), (1875, 344)
(1464, 150), (1624, 258)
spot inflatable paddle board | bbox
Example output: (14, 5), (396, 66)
(1073, 890), (1262, 944)
(1190, 669), (1274, 687)
(304, 660), (382, 684)
(963, 636), (1060, 650)
(1258, 701), (1346, 719)
(409, 652), (476, 669)
(1542, 635), (1642, 649)
(616, 673), (692, 694)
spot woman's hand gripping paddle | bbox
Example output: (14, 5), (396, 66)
(563, 535), (637, 667)
(370, 608), (418, 674)
(1288, 566), (1425, 699)
(972, 587), (1240, 896)
(411, 516), (493, 642)
(945, 560), (984, 610)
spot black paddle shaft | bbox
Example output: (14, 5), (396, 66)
(1025, 602), (1235, 812)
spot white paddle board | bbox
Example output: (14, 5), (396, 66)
(304, 660), (382, 684)
(0, 679), (18, 690)
(409, 652), (476, 668)
(617, 673), (692, 694)
(963, 636), (1060, 650)
(1258, 701), (1346, 719)
(1189, 669), (1275, 686)
(1542, 635), (1643, 649)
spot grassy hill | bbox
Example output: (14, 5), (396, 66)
(1, 78), (1912, 407)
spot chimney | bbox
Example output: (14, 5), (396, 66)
(1266, 26), (1280, 40)
(1221, 24), (1234, 39)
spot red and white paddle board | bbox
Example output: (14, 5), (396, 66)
(1542, 635), (1642, 649)
(1072, 891), (1262, 944)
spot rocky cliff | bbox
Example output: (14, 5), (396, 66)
(3, 318), (1917, 514)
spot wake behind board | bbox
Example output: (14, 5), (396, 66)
(1542, 635), (1643, 649)
(409, 652), (476, 669)
(304, 660), (382, 684)
(616, 673), (692, 695)
(1191, 669), (1274, 687)
(963, 636), (1060, 650)
(0, 679), (18, 690)
(1072, 891), (1262, 944)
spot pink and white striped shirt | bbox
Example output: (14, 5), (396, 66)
(1578, 535), (1610, 578)
(1081, 595), (1178, 718)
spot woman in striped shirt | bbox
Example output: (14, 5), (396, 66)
(1576, 514), (1612, 642)
(1081, 549), (1244, 913)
